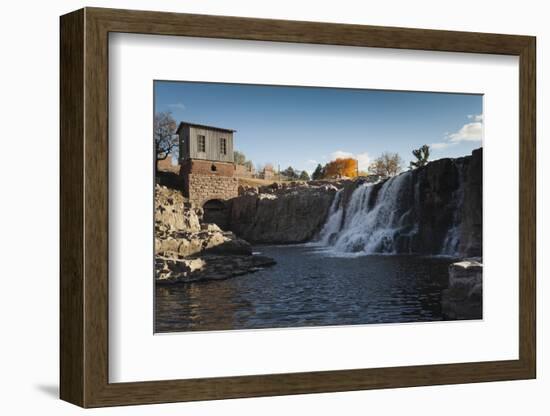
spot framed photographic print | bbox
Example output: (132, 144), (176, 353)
(60, 7), (536, 407)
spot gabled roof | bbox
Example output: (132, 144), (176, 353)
(176, 121), (236, 134)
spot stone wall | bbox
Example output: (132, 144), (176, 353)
(185, 173), (239, 206)
(180, 159), (239, 206)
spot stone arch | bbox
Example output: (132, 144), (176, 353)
(203, 199), (229, 230)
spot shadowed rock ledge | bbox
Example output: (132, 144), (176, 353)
(229, 180), (348, 244)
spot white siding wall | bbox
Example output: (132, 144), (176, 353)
(188, 126), (234, 162)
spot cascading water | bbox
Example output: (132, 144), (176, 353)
(317, 173), (416, 254)
(440, 162), (465, 256)
(315, 159), (470, 257)
(317, 188), (344, 245)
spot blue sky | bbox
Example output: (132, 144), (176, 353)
(154, 81), (483, 174)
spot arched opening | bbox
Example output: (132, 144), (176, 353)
(203, 199), (229, 230)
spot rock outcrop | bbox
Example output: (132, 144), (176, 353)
(457, 148), (483, 257)
(155, 183), (201, 234)
(155, 184), (275, 284)
(229, 181), (346, 243)
(314, 148), (482, 257)
(442, 258), (483, 319)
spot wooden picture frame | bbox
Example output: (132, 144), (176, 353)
(60, 7), (536, 408)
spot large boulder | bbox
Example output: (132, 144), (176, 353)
(442, 258), (483, 320)
(203, 237), (252, 256)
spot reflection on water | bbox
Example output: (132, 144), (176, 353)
(155, 245), (457, 333)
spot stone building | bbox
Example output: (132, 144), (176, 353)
(176, 121), (239, 228)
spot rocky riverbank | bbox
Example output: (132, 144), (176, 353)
(155, 184), (275, 284)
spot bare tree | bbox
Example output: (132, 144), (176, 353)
(154, 112), (177, 175)
(369, 152), (404, 178)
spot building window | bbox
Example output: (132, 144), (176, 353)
(220, 138), (227, 155)
(211, 164), (217, 172)
(197, 135), (206, 152)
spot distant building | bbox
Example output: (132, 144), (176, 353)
(176, 121), (239, 227)
(234, 163), (256, 178)
(259, 166), (275, 180)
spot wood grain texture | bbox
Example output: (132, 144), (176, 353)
(518, 38), (536, 376)
(59, 8), (84, 407)
(59, 7), (537, 408)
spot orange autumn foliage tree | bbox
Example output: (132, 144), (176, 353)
(324, 158), (358, 178)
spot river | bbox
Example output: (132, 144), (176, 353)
(155, 244), (457, 333)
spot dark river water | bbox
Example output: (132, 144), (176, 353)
(155, 245), (457, 333)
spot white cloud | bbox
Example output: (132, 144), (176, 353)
(447, 121), (483, 143)
(355, 152), (371, 171)
(168, 102), (186, 111)
(306, 159), (318, 165)
(431, 114), (483, 151)
(329, 150), (370, 171)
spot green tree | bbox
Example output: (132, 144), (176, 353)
(312, 163), (325, 180)
(281, 166), (299, 180)
(410, 144), (430, 169)
(299, 170), (310, 181)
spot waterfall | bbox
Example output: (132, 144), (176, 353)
(315, 162), (467, 256)
(440, 164), (465, 256)
(317, 188), (344, 245)
(317, 173), (416, 254)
